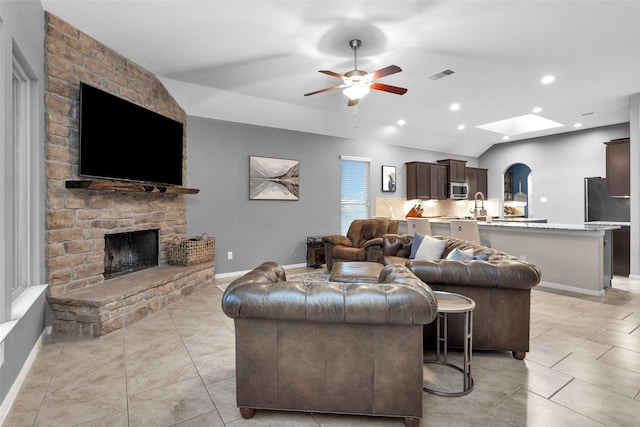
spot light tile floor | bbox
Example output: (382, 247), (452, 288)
(4, 269), (640, 426)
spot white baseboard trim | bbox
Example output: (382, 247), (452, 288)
(215, 262), (309, 279)
(0, 326), (51, 425)
(629, 274), (640, 281)
(537, 281), (605, 297)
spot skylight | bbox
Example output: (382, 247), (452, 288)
(476, 114), (564, 137)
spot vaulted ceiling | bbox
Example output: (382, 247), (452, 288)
(42, 0), (640, 157)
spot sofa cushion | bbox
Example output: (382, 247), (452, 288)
(446, 247), (473, 261)
(414, 235), (448, 260)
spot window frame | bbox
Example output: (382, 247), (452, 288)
(1, 40), (42, 321)
(10, 54), (32, 300)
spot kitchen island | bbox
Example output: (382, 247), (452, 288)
(423, 219), (620, 296)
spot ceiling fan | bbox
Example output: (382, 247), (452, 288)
(304, 39), (407, 107)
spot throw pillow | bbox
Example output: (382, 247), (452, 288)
(414, 235), (448, 261)
(446, 247), (474, 261)
(470, 255), (489, 261)
(409, 232), (425, 259)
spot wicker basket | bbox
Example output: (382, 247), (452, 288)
(168, 233), (215, 266)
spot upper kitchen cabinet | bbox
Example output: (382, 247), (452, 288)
(406, 162), (447, 200)
(466, 167), (488, 198)
(605, 138), (630, 197)
(430, 164), (448, 199)
(437, 159), (467, 182)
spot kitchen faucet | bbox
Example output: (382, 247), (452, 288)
(474, 192), (487, 219)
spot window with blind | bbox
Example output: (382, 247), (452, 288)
(340, 156), (371, 235)
(5, 49), (35, 308)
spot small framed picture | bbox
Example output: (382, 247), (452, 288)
(382, 165), (396, 192)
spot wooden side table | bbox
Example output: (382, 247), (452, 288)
(423, 291), (475, 397)
(306, 236), (325, 268)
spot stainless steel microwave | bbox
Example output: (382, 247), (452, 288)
(450, 182), (469, 199)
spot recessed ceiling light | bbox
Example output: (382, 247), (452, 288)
(477, 114), (563, 136)
(573, 123), (582, 128)
(397, 119), (406, 126)
(532, 107), (542, 113)
(502, 136), (510, 140)
(450, 103), (460, 111)
(541, 75), (555, 84)
(457, 124), (465, 130)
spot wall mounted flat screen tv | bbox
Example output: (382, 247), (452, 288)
(79, 82), (184, 186)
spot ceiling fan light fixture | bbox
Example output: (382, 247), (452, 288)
(343, 84), (370, 100)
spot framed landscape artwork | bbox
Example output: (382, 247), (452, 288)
(382, 165), (396, 192)
(249, 156), (300, 200)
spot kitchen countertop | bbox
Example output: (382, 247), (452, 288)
(391, 217), (623, 232)
(476, 221), (620, 232)
(585, 221), (630, 227)
(491, 217), (548, 223)
(425, 217), (621, 232)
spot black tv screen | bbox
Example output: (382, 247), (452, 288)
(79, 82), (184, 186)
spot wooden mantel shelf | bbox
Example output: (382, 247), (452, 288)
(65, 180), (199, 194)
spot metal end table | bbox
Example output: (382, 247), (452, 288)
(423, 291), (476, 397)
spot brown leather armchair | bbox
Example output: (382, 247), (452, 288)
(322, 219), (398, 270)
(222, 261), (438, 426)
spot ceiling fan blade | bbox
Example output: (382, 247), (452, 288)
(370, 82), (408, 95)
(347, 98), (358, 107)
(304, 84), (345, 97)
(319, 70), (345, 80)
(368, 65), (402, 80)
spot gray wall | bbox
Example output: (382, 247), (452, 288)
(186, 116), (474, 274)
(480, 123), (630, 224)
(0, 0), (48, 414)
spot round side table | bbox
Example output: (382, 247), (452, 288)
(423, 291), (476, 397)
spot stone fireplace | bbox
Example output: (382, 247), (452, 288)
(104, 230), (159, 279)
(44, 13), (214, 336)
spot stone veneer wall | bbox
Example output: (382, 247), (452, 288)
(45, 12), (190, 299)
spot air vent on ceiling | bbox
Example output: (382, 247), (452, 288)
(428, 69), (455, 80)
(580, 111), (597, 116)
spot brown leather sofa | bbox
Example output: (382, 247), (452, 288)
(383, 234), (542, 359)
(222, 261), (438, 427)
(322, 218), (398, 270)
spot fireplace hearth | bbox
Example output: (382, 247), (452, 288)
(104, 230), (159, 279)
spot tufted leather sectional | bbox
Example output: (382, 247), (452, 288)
(222, 261), (438, 426)
(383, 234), (542, 359)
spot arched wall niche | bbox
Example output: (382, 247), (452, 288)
(503, 163), (532, 217)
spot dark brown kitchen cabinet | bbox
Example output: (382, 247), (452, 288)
(605, 138), (630, 197)
(430, 164), (448, 199)
(612, 226), (630, 276)
(466, 167), (488, 198)
(406, 162), (447, 200)
(437, 159), (467, 182)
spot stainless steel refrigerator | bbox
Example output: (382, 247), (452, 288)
(584, 177), (630, 222)
(585, 177), (631, 277)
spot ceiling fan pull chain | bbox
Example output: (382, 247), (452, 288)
(353, 104), (359, 128)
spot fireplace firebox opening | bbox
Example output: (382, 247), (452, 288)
(104, 229), (159, 279)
